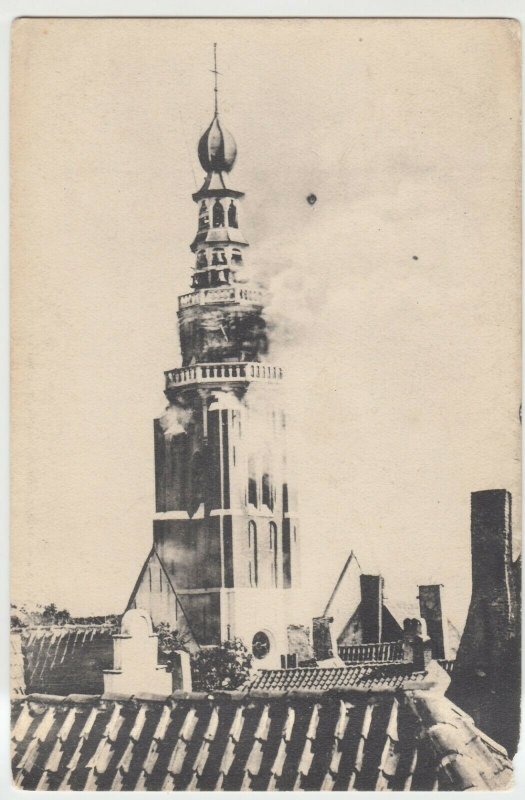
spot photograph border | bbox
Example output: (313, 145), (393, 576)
(2, 2), (523, 798)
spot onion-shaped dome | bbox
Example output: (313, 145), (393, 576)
(198, 115), (237, 173)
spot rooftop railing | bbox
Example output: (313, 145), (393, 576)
(338, 641), (404, 663)
(178, 285), (265, 310)
(165, 361), (284, 389)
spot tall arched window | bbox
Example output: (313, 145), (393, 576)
(212, 198), (225, 227)
(228, 199), (238, 228)
(248, 521), (258, 587)
(262, 473), (273, 509)
(269, 522), (278, 587)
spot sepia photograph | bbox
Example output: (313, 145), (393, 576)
(9, 16), (521, 791)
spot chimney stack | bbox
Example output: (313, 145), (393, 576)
(448, 491), (520, 756)
(312, 616), (335, 661)
(359, 574), (384, 643)
(455, 490), (518, 673)
(418, 584), (450, 659)
(402, 617), (433, 671)
(470, 491), (514, 614)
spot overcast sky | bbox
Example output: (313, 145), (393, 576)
(11, 18), (521, 629)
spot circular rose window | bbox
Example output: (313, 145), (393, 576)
(252, 631), (271, 660)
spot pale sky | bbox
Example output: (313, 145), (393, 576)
(11, 18), (521, 630)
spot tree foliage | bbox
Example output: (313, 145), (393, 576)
(191, 638), (253, 691)
(10, 603), (122, 629)
(156, 621), (192, 672)
(10, 603), (71, 628)
(154, 623), (253, 691)
(41, 603), (72, 625)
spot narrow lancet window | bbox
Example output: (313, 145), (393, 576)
(262, 473), (273, 509)
(269, 522), (278, 587)
(228, 200), (238, 227)
(212, 198), (225, 227)
(248, 521), (258, 587)
(248, 478), (257, 506)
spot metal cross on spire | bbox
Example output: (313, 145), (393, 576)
(210, 42), (221, 116)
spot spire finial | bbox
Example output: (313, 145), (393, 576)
(198, 45), (237, 174)
(210, 42), (220, 116)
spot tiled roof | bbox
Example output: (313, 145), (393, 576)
(11, 682), (512, 791)
(20, 625), (115, 695)
(10, 632), (26, 697)
(250, 662), (420, 692)
(248, 661), (454, 693)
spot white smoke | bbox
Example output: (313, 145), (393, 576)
(159, 403), (193, 439)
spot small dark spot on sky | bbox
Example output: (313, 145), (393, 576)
(306, 193), (317, 206)
(412, 255), (419, 261)
(359, 38), (363, 42)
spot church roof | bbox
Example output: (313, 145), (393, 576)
(11, 683), (512, 791)
(18, 625), (115, 696)
(126, 546), (199, 652)
(198, 115), (237, 174)
(191, 170), (244, 202)
(190, 225), (248, 252)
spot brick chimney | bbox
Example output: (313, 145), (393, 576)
(312, 616), (335, 660)
(418, 584), (450, 659)
(402, 617), (433, 671)
(359, 574), (384, 643)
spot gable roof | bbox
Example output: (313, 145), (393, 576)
(385, 602), (461, 658)
(11, 682), (512, 791)
(384, 599), (420, 628)
(126, 546), (199, 651)
(323, 551), (362, 641)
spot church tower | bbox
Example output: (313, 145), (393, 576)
(128, 50), (300, 667)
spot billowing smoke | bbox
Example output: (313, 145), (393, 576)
(159, 403), (193, 439)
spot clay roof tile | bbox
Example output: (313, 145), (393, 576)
(10, 689), (513, 791)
